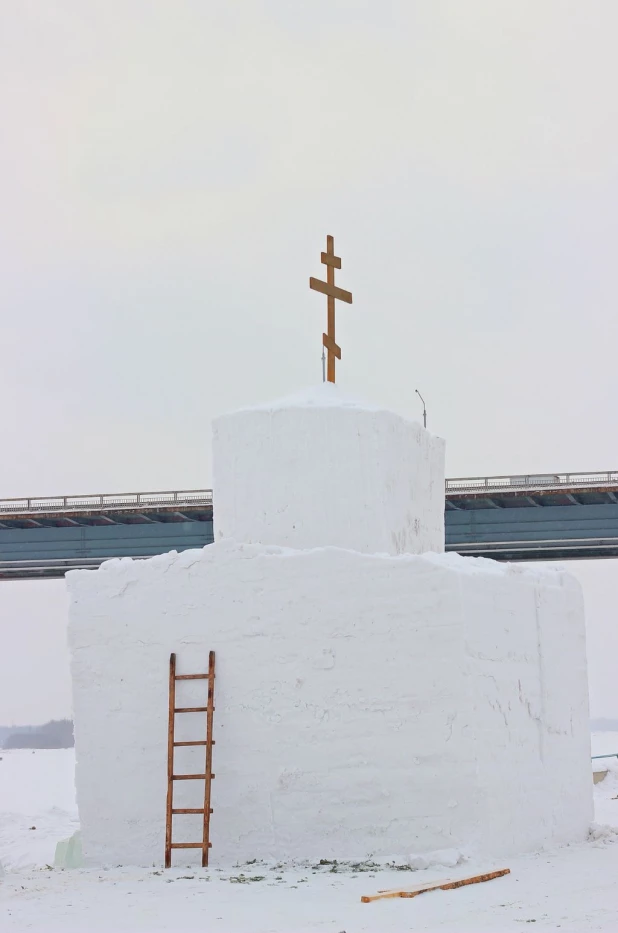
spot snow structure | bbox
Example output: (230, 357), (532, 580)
(66, 383), (592, 868)
(213, 384), (445, 555)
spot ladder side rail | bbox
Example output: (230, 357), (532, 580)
(202, 650), (216, 867)
(164, 653), (177, 868)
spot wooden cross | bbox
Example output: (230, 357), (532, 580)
(309, 235), (353, 383)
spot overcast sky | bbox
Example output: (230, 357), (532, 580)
(1, 1), (617, 723)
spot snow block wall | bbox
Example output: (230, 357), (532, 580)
(213, 384), (445, 555)
(67, 543), (592, 867)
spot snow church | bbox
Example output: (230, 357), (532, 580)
(66, 238), (592, 868)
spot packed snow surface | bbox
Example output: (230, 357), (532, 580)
(229, 382), (396, 414)
(0, 749), (78, 873)
(66, 540), (591, 867)
(1, 743), (617, 932)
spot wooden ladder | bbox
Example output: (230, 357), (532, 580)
(165, 650), (216, 868)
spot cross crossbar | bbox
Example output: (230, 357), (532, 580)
(309, 235), (353, 383)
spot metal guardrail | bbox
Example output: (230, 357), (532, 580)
(592, 753), (618, 760)
(1, 470), (618, 515)
(451, 537), (618, 553)
(0, 489), (213, 514)
(446, 470), (618, 494)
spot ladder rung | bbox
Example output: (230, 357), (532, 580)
(173, 740), (215, 746)
(172, 808), (213, 814)
(175, 674), (208, 680)
(173, 773), (207, 780)
(174, 707), (208, 713)
(170, 842), (212, 849)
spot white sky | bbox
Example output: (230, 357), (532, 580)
(1, 1), (617, 723)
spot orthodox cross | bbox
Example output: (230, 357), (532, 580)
(309, 235), (353, 383)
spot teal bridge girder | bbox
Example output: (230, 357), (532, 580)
(2, 471), (618, 580)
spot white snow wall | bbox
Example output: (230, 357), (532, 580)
(212, 385), (445, 555)
(67, 542), (592, 867)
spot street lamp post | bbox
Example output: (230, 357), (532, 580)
(415, 388), (427, 429)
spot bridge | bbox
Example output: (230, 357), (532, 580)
(1, 470), (617, 579)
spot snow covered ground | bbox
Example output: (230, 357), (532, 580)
(1, 737), (617, 931)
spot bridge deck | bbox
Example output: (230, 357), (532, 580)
(444, 471), (618, 562)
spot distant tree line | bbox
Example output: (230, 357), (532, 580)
(2, 719), (74, 749)
(0, 724), (37, 744)
(590, 718), (618, 732)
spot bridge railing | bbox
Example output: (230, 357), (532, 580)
(2, 470), (618, 515)
(0, 489), (214, 514)
(446, 470), (618, 494)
